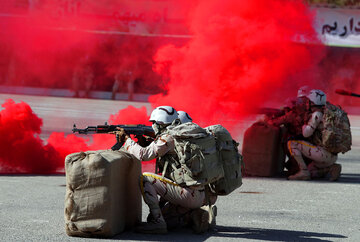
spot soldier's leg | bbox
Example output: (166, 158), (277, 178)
(300, 146), (340, 181)
(288, 140), (339, 181)
(141, 173), (205, 209)
(287, 140), (311, 180)
(157, 202), (192, 229)
(127, 80), (134, 101)
(111, 79), (119, 100)
(138, 172), (206, 233)
(143, 173), (217, 233)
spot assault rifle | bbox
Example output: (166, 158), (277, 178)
(257, 107), (285, 119)
(258, 106), (307, 137)
(335, 89), (360, 98)
(72, 123), (155, 150)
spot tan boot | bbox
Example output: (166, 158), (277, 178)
(190, 207), (210, 234)
(329, 164), (341, 181)
(288, 169), (311, 180)
(198, 205), (217, 229)
(135, 217), (167, 234)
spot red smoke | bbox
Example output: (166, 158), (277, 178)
(0, 99), (62, 173)
(0, 0), (328, 173)
(109, 105), (150, 124)
(0, 1), (176, 93)
(47, 133), (115, 161)
(152, 0), (324, 131)
(0, 101), (151, 173)
(0, 1), (99, 88)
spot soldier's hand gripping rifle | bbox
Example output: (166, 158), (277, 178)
(72, 123), (155, 150)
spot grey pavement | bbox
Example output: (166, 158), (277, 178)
(0, 94), (359, 241)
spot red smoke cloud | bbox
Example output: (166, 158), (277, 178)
(0, 0), (327, 173)
(152, 0), (324, 131)
(0, 101), (151, 173)
(109, 105), (150, 124)
(0, 1), (99, 88)
(0, 1), (176, 94)
(0, 99), (62, 173)
(47, 133), (115, 161)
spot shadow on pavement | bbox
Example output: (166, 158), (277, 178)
(212, 226), (347, 242)
(114, 227), (211, 241)
(114, 226), (346, 242)
(306, 173), (360, 184)
(336, 173), (360, 184)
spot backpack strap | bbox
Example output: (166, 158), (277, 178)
(204, 185), (216, 228)
(161, 160), (169, 178)
(161, 155), (178, 178)
(204, 185), (211, 206)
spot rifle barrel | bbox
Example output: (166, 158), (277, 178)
(335, 89), (360, 97)
(72, 124), (155, 136)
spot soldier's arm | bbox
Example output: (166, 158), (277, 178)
(269, 110), (294, 126)
(302, 111), (323, 138)
(123, 134), (174, 161)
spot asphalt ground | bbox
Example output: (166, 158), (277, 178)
(0, 94), (359, 241)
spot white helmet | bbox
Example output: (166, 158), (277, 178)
(307, 89), (326, 106)
(297, 85), (310, 97)
(149, 106), (178, 124)
(177, 111), (193, 123)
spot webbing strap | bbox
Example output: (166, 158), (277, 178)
(161, 161), (169, 178)
(204, 185), (213, 224)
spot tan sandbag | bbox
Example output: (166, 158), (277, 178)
(64, 149), (142, 237)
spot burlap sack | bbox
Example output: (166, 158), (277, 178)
(64, 149), (141, 237)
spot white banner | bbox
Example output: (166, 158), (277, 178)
(313, 7), (360, 47)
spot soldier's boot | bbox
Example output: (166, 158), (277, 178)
(284, 157), (300, 176)
(288, 154), (310, 180)
(198, 204), (217, 229)
(288, 169), (311, 180)
(161, 203), (192, 230)
(308, 162), (324, 179)
(190, 207), (210, 234)
(135, 217), (167, 234)
(329, 163), (341, 181)
(136, 209), (167, 234)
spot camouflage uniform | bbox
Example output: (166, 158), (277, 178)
(123, 134), (214, 231)
(287, 111), (340, 180)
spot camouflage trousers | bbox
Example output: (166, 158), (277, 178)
(287, 140), (338, 173)
(140, 172), (206, 222)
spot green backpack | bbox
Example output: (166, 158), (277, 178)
(161, 122), (225, 187)
(206, 125), (243, 195)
